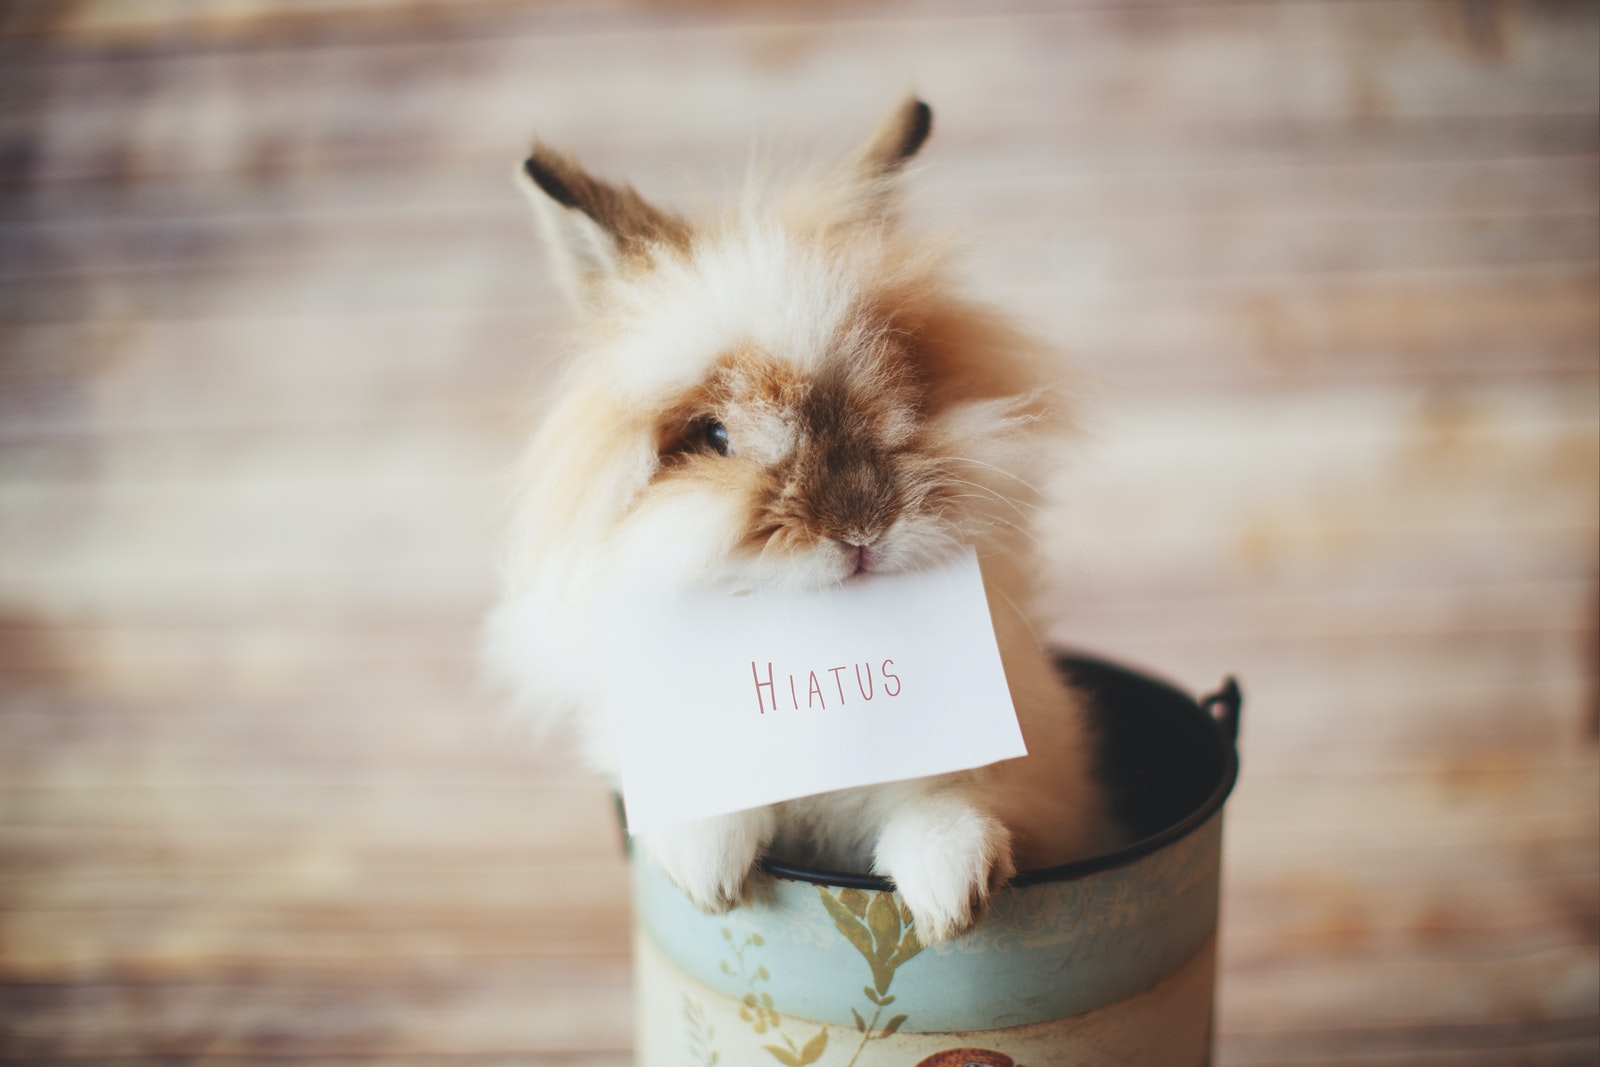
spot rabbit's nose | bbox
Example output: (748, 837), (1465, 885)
(837, 538), (882, 575)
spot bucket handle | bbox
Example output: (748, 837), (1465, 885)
(1200, 677), (1242, 747)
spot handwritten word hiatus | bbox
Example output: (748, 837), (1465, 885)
(600, 547), (1025, 832)
(751, 659), (901, 713)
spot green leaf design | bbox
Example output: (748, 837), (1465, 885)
(684, 993), (720, 1067)
(864, 891), (902, 993)
(866, 892), (901, 956)
(796, 1029), (828, 1065)
(839, 886), (869, 918)
(819, 889), (876, 962)
(888, 925), (925, 970)
(762, 1045), (802, 1067)
(828, 889), (917, 1041)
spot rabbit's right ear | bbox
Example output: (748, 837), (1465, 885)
(853, 97), (933, 179)
(517, 145), (689, 308)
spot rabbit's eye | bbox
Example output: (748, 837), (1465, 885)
(704, 419), (731, 457)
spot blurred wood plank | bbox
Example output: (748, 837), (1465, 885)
(4, 207), (1594, 330)
(2, 277), (1595, 436)
(1221, 1021), (1598, 1067)
(0, 958), (633, 1060)
(6, 158), (1596, 293)
(5, 2), (1596, 186)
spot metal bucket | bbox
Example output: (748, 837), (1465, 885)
(632, 654), (1242, 1067)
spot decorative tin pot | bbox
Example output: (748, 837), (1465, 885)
(632, 654), (1242, 1067)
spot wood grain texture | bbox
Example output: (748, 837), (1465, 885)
(2, 0), (1596, 1062)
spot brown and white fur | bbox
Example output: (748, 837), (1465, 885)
(484, 99), (1122, 943)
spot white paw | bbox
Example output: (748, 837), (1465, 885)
(873, 793), (1014, 943)
(639, 808), (775, 914)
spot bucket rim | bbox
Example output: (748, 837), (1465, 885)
(758, 651), (1242, 890)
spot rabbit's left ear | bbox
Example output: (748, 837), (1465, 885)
(827, 97), (932, 222)
(517, 145), (689, 309)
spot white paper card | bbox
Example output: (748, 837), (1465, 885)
(601, 546), (1026, 833)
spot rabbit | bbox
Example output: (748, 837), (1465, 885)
(483, 98), (1124, 943)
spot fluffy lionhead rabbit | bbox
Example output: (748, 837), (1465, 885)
(485, 99), (1123, 943)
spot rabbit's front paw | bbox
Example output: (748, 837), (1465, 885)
(874, 794), (1014, 943)
(641, 808), (775, 914)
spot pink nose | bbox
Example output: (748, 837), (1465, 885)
(844, 541), (879, 574)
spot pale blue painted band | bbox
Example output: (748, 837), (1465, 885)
(632, 812), (1223, 1031)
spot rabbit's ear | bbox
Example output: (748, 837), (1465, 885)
(824, 97), (932, 224)
(853, 97), (932, 177)
(517, 145), (689, 308)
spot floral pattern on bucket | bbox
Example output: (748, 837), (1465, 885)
(719, 926), (828, 1065)
(683, 994), (719, 1066)
(684, 885), (1024, 1067)
(816, 886), (924, 1064)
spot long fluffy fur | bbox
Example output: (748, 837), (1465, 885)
(484, 100), (1122, 942)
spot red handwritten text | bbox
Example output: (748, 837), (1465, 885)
(751, 659), (901, 713)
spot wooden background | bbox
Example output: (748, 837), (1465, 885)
(1, 1), (1596, 1063)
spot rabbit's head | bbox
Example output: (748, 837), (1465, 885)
(504, 100), (1068, 597)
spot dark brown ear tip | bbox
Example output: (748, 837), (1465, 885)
(522, 151), (580, 210)
(895, 99), (933, 165)
(909, 99), (932, 136)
